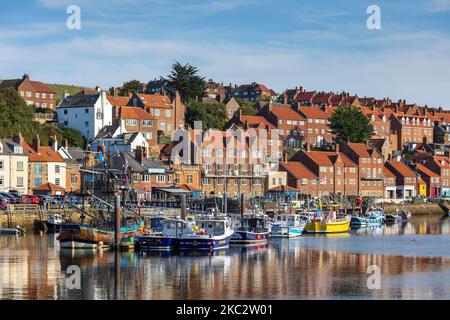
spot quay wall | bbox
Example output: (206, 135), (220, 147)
(383, 203), (446, 215)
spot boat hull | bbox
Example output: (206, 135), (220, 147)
(304, 220), (350, 234)
(135, 235), (179, 251)
(59, 223), (144, 249)
(350, 216), (383, 226)
(230, 230), (270, 244)
(45, 221), (61, 233)
(179, 236), (231, 250)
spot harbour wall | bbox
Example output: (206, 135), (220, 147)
(383, 203), (446, 215)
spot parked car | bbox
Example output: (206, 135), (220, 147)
(0, 192), (20, 204)
(21, 195), (40, 204)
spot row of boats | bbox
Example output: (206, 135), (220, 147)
(52, 205), (410, 252)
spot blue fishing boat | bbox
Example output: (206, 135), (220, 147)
(179, 216), (234, 251)
(350, 208), (384, 226)
(271, 213), (306, 238)
(135, 218), (194, 251)
(230, 215), (271, 245)
(385, 210), (411, 224)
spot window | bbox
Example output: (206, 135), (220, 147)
(0, 176), (3, 186)
(160, 122), (166, 130)
(157, 175), (165, 183)
(55, 165), (60, 173)
(0, 161), (3, 170)
(64, 110), (68, 115)
(34, 178), (43, 187)
(143, 133), (152, 139)
(85, 109), (89, 114)
(143, 120), (153, 126)
(187, 175), (193, 184)
(165, 110), (171, 117)
(34, 163), (43, 174)
(85, 121), (89, 127)
(143, 175), (150, 182)
(42, 93), (47, 99)
(55, 178), (60, 186)
(16, 177), (24, 187)
(155, 109), (160, 117)
(26, 92), (31, 97)
(126, 119), (138, 126)
(20, 91), (24, 97)
(70, 174), (78, 184)
(35, 93), (40, 98)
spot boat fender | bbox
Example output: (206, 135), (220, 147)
(56, 235), (60, 241)
(98, 241), (104, 247)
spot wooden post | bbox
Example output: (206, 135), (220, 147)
(114, 194), (121, 248)
(223, 192), (227, 215)
(181, 194), (187, 220)
(240, 193), (245, 228)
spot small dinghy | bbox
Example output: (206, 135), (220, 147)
(0, 225), (26, 236)
(385, 210), (411, 224)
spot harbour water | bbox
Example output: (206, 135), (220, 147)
(0, 216), (449, 300)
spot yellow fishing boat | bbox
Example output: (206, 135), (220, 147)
(303, 219), (351, 234)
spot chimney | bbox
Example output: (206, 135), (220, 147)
(267, 100), (273, 117)
(22, 74), (30, 80)
(335, 143), (340, 154)
(306, 142), (311, 152)
(136, 146), (144, 165)
(50, 135), (58, 152)
(32, 134), (41, 154)
(13, 132), (23, 145)
(395, 105), (399, 113)
(283, 151), (289, 162)
(283, 92), (288, 105)
(63, 138), (69, 149)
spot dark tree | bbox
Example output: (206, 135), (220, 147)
(185, 100), (227, 130)
(168, 62), (206, 103)
(329, 105), (374, 143)
(122, 80), (142, 94)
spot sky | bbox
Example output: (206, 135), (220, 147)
(0, 0), (450, 107)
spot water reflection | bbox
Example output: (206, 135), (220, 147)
(0, 216), (448, 300)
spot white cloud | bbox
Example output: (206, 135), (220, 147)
(428, 0), (450, 12)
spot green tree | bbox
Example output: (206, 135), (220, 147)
(185, 100), (227, 130)
(122, 80), (142, 94)
(235, 99), (257, 116)
(329, 105), (374, 143)
(168, 62), (206, 103)
(60, 127), (87, 148)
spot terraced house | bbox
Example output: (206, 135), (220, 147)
(21, 135), (66, 194)
(0, 136), (29, 195)
(0, 74), (56, 109)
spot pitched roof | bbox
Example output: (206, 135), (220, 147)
(0, 139), (26, 156)
(281, 162), (318, 179)
(346, 143), (380, 158)
(386, 161), (416, 178)
(22, 142), (64, 163)
(0, 78), (56, 93)
(297, 106), (329, 119)
(107, 95), (131, 106)
(33, 182), (65, 192)
(135, 94), (172, 109)
(239, 115), (274, 129)
(95, 124), (121, 139)
(270, 107), (305, 121)
(416, 164), (439, 177)
(295, 91), (316, 102)
(120, 106), (155, 120)
(58, 92), (99, 108)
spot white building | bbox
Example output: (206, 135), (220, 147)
(0, 138), (29, 195)
(90, 125), (149, 156)
(57, 88), (113, 142)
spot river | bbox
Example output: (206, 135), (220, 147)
(0, 216), (449, 300)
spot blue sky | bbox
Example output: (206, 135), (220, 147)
(1, 0), (450, 107)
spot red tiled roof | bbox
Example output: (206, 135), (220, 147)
(22, 142), (64, 163)
(107, 95), (131, 106)
(270, 107), (305, 121)
(347, 143), (378, 158)
(297, 106), (329, 119)
(240, 115), (274, 129)
(386, 161), (416, 178)
(281, 162), (318, 179)
(416, 164), (439, 177)
(383, 166), (396, 178)
(295, 91), (316, 102)
(29, 81), (56, 94)
(120, 106), (155, 120)
(33, 182), (65, 192)
(136, 94), (172, 109)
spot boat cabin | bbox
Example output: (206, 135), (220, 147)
(194, 219), (232, 237)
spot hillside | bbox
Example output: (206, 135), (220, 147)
(0, 80), (91, 97)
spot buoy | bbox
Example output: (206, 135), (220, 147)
(98, 241), (104, 247)
(56, 235), (60, 240)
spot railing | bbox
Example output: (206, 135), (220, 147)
(34, 113), (57, 121)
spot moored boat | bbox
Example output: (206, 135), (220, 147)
(350, 208), (384, 226)
(270, 213), (306, 238)
(304, 209), (350, 234)
(230, 215), (271, 245)
(45, 213), (64, 233)
(58, 221), (144, 249)
(179, 216), (234, 251)
(135, 218), (194, 251)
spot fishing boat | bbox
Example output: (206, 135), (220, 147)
(135, 218), (194, 251)
(271, 213), (306, 238)
(385, 210), (411, 224)
(230, 215), (271, 244)
(350, 208), (384, 226)
(58, 221), (145, 249)
(45, 213), (64, 233)
(0, 225), (25, 236)
(304, 209), (351, 234)
(179, 216), (234, 251)
(146, 216), (167, 233)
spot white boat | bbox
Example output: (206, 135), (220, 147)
(271, 213), (306, 238)
(179, 214), (234, 250)
(351, 208), (384, 226)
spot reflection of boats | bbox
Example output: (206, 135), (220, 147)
(304, 210), (351, 234)
(59, 221), (144, 249)
(0, 226), (25, 236)
(45, 213), (65, 233)
(135, 218), (194, 251)
(271, 213), (305, 238)
(351, 224), (384, 235)
(178, 247), (230, 257)
(179, 216), (234, 251)
(231, 215), (271, 245)
(351, 209), (384, 226)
